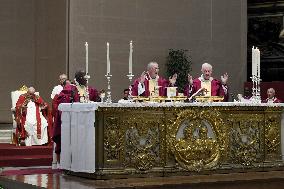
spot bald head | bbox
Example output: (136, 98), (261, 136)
(59, 74), (68, 85)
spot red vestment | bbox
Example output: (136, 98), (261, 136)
(52, 84), (100, 154)
(264, 97), (282, 103)
(132, 73), (171, 97)
(184, 77), (229, 101)
(15, 93), (52, 144)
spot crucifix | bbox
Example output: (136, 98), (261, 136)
(203, 88), (209, 96)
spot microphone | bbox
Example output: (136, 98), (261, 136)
(70, 89), (75, 103)
(230, 93), (236, 102)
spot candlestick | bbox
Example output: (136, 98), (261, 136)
(250, 46), (261, 103)
(105, 73), (112, 103)
(85, 42), (88, 74)
(83, 74), (90, 103)
(129, 40), (133, 74)
(107, 42), (110, 75)
(127, 74), (135, 100)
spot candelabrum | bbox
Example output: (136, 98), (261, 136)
(127, 74), (134, 100)
(83, 74), (90, 103)
(105, 74), (112, 103)
(250, 75), (261, 103)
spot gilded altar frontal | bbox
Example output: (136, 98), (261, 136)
(87, 105), (284, 179)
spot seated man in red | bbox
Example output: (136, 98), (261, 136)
(132, 61), (177, 97)
(264, 88), (281, 103)
(53, 70), (100, 162)
(184, 63), (229, 101)
(15, 87), (52, 146)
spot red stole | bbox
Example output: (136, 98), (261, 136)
(16, 94), (44, 139)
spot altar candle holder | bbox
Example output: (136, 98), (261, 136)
(84, 74), (90, 103)
(105, 74), (112, 103)
(127, 74), (134, 99)
(250, 74), (261, 103)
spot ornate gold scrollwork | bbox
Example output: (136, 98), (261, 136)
(265, 113), (281, 160)
(168, 109), (228, 171)
(104, 117), (124, 162)
(123, 117), (161, 171)
(99, 106), (283, 178)
(228, 113), (264, 166)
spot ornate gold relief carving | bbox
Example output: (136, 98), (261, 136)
(123, 116), (162, 171)
(97, 106), (283, 179)
(228, 114), (264, 165)
(104, 117), (123, 162)
(265, 113), (281, 160)
(168, 109), (228, 171)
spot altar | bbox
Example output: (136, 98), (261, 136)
(59, 102), (284, 179)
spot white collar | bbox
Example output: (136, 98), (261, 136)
(267, 97), (276, 101)
(199, 74), (213, 82)
(147, 72), (159, 81)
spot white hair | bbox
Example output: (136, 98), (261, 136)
(267, 88), (275, 94)
(28, 86), (36, 94)
(201, 63), (212, 71)
(147, 61), (158, 71)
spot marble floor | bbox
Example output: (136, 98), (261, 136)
(2, 170), (284, 189)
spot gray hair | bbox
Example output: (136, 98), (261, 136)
(201, 63), (212, 71)
(267, 88), (275, 94)
(147, 61), (158, 71)
(28, 87), (36, 94)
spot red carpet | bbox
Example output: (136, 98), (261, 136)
(0, 168), (62, 176)
(0, 143), (53, 167)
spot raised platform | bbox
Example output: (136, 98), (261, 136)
(0, 143), (52, 167)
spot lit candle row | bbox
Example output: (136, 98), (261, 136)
(85, 41), (133, 76)
(106, 41), (133, 75)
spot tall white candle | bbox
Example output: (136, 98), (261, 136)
(252, 47), (257, 77)
(107, 42), (110, 74)
(129, 40), (133, 74)
(85, 42), (88, 74)
(256, 48), (260, 78)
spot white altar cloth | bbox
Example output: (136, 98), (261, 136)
(59, 102), (98, 173)
(59, 102), (284, 173)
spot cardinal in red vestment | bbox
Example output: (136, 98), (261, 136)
(15, 87), (52, 146)
(184, 63), (229, 101)
(264, 88), (282, 103)
(132, 61), (177, 97)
